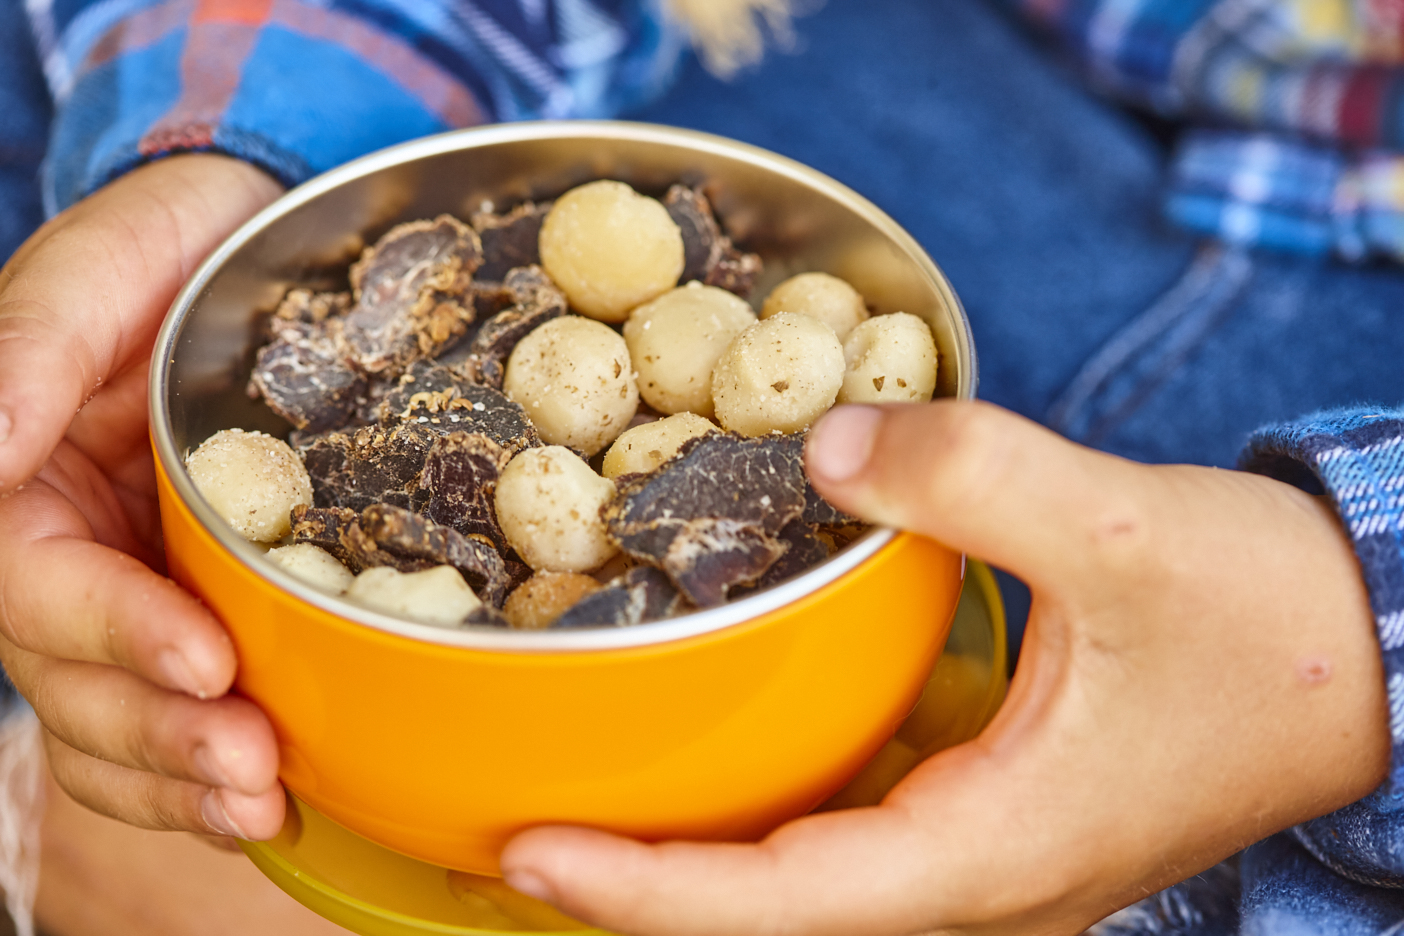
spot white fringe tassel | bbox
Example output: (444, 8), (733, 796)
(662, 0), (806, 77)
(0, 709), (44, 936)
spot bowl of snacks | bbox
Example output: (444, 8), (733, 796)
(150, 121), (976, 875)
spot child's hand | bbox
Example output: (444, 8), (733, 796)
(0, 155), (287, 840)
(501, 401), (1391, 935)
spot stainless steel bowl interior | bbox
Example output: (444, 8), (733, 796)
(151, 121), (976, 651)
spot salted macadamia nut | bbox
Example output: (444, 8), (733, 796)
(760, 272), (869, 341)
(504, 572), (604, 630)
(503, 316), (639, 456)
(539, 180), (684, 322)
(837, 313), (939, 405)
(345, 565), (480, 627)
(624, 283), (756, 417)
(711, 312), (845, 437)
(266, 544), (354, 594)
(601, 412), (717, 479)
(186, 429), (313, 543)
(494, 446), (619, 573)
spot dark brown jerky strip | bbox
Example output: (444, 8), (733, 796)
(343, 216), (482, 374)
(249, 319), (366, 433)
(801, 481), (859, 527)
(289, 505), (427, 574)
(472, 201), (550, 281)
(552, 566), (686, 629)
(602, 433), (808, 606)
(730, 521), (831, 599)
(301, 422), (436, 513)
(290, 505), (361, 569)
(416, 431), (513, 551)
(449, 266), (566, 389)
(273, 289), (351, 325)
(373, 362), (540, 454)
(359, 503), (511, 607)
(662, 185), (763, 297)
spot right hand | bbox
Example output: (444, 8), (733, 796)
(0, 154), (288, 840)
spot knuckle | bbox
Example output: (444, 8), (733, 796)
(919, 403), (1014, 513)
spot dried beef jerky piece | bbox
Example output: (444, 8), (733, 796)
(801, 481), (859, 527)
(602, 433), (808, 606)
(706, 247), (763, 297)
(360, 503), (512, 607)
(731, 521), (831, 598)
(249, 319), (367, 433)
(472, 201), (550, 281)
(273, 289), (351, 325)
(344, 216), (482, 374)
(290, 505), (361, 569)
(301, 422), (436, 512)
(449, 267), (567, 390)
(417, 431), (513, 551)
(376, 363), (541, 454)
(553, 566), (686, 629)
(663, 185), (763, 297)
(290, 505), (424, 574)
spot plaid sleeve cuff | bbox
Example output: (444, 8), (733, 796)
(1240, 408), (1404, 887)
(41, 0), (682, 211)
(1165, 130), (1404, 263)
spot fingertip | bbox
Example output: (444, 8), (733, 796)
(208, 785), (285, 841)
(806, 405), (884, 484)
(501, 826), (641, 912)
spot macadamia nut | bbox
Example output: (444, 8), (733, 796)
(711, 312), (845, 437)
(495, 446), (619, 573)
(624, 283), (756, 417)
(760, 272), (869, 341)
(345, 565), (480, 627)
(837, 313), (939, 405)
(266, 544), (355, 594)
(602, 412), (717, 479)
(503, 316), (639, 456)
(186, 429), (313, 543)
(504, 572), (603, 630)
(539, 180), (684, 322)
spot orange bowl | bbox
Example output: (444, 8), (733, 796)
(149, 122), (977, 875)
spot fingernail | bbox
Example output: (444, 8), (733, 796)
(504, 869), (556, 904)
(201, 789), (249, 839)
(0, 408), (10, 446)
(807, 406), (883, 482)
(156, 648), (204, 697)
(192, 744), (232, 789)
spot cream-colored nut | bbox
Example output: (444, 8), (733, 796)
(837, 312), (939, 405)
(494, 446), (619, 573)
(503, 316), (639, 456)
(345, 565), (481, 627)
(503, 572), (604, 630)
(760, 272), (869, 342)
(601, 412), (717, 479)
(624, 283), (756, 417)
(711, 312), (845, 436)
(539, 180), (684, 322)
(266, 544), (355, 594)
(186, 429), (313, 543)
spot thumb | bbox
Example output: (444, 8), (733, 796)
(0, 154), (281, 491)
(805, 400), (1135, 589)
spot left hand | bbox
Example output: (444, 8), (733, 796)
(498, 400), (1389, 935)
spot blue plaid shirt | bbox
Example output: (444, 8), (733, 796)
(5, 1), (1404, 932)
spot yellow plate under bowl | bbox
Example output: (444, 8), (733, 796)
(241, 560), (1009, 935)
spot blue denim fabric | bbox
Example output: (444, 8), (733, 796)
(0, 0), (51, 264)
